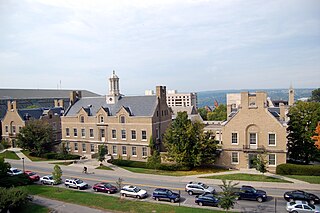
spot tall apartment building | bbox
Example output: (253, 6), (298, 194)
(61, 71), (172, 160)
(166, 90), (197, 108)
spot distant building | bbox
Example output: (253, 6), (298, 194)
(166, 90), (197, 108)
(171, 106), (203, 123)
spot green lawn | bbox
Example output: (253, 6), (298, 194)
(20, 203), (50, 213)
(50, 161), (73, 166)
(286, 175), (320, 184)
(21, 150), (51, 161)
(0, 150), (20, 160)
(121, 166), (227, 176)
(24, 185), (231, 213)
(95, 165), (113, 170)
(201, 173), (292, 183)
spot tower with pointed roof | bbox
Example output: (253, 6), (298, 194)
(106, 70), (120, 104)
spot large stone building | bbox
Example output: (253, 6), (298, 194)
(215, 91), (292, 172)
(61, 71), (172, 160)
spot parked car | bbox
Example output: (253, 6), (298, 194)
(120, 185), (148, 199)
(153, 188), (180, 203)
(286, 200), (320, 213)
(8, 168), (23, 176)
(65, 179), (89, 190)
(185, 182), (215, 195)
(24, 171), (40, 182)
(284, 190), (320, 205)
(40, 175), (57, 185)
(195, 193), (220, 207)
(93, 182), (117, 194)
(234, 185), (267, 202)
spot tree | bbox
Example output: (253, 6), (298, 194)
(219, 180), (239, 212)
(198, 108), (208, 120)
(312, 122), (320, 150)
(52, 165), (62, 184)
(0, 157), (10, 178)
(116, 177), (124, 198)
(163, 111), (218, 168)
(253, 153), (268, 174)
(147, 150), (161, 170)
(0, 187), (30, 212)
(287, 101), (320, 164)
(98, 145), (107, 165)
(207, 104), (227, 121)
(16, 120), (54, 156)
(310, 88), (320, 102)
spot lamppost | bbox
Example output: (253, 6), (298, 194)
(22, 157), (25, 172)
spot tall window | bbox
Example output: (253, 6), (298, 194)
(231, 152), (239, 164)
(80, 116), (84, 123)
(100, 116), (104, 123)
(112, 130), (116, 139)
(231, 133), (238, 144)
(66, 128), (70, 137)
(12, 126), (16, 133)
(120, 116), (125, 123)
(90, 144), (95, 152)
(5, 125), (8, 133)
(81, 128), (85, 137)
(121, 130), (126, 139)
(100, 129), (105, 138)
(112, 145), (117, 155)
(268, 154), (276, 166)
(131, 130), (136, 140)
(122, 146), (127, 155)
(249, 133), (257, 145)
(82, 143), (86, 152)
(268, 133), (276, 146)
(74, 143), (78, 151)
(142, 130), (147, 140)
(132, 147), (137, 156)
(73, 128), (78, 137)
(142, 147), (147, 157)
(89, 128), (94, 138)
(156, 128), (160, 139)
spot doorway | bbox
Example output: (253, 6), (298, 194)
(248, 153), (257, 169)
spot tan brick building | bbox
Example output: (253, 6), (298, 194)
(61, 71), (171, 160)
(215, 91), (290, 172)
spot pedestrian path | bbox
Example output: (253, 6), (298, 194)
(6, 148), (32, 162)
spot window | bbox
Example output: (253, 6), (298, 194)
(82, 143), (86, 152)
(73, 128), (78, 137)
(89, 128), (94, 138)
(12, 126), (16, 133)
(112, 130), (116, 139)
(80, 116), (84, 123)
(156, 128), (160, 139)
(142, 147), (147, 157)
(5, 125), (8, 133)
(304, 205), (312, 210)
(132, 147), (137, 156)
(231, 152), (239, 164)
(100, 129), (105, 138)
(66, 128), (70, 137)
(121, 130), (126, 139)
(122, 146), (127, 155)
(142, 130), (147, 140)
(231, 133), (238, 144)
(295, 205), (302, 209)
(112, 146), (117, 155)
(100, 116), (104, 123)
(90, 144), (94, 152)
(120, 116), (125, 123)
(268, 133), (276, 146)
(249, 133), (257, 145)
(131, 130), (136, 140)
(81, 128), (85, 137)
(74, 143), (78, 151)
(268, 154), (276, 166)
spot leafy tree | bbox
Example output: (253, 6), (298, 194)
(287, 101), (320, 164)
(219, 180), (239, 212)
(0, 157), (10, 178)
(253, 153), (268, 174)
(98, 145), (107, 165)
(163, 111), (218, 168)
(16, 120), (54, 157)
(52, 165), (62, 184)
(198, 108), (208, 120)
(0, 187), (30, 212)
(207, 104), (227, 121)
(312, 122), (320, 150)
(310, 88), (320, 102)
(147, 150), (161, 170)
(116, 177), (124, 198)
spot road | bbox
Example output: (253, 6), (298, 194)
(8, 160), (320, 213)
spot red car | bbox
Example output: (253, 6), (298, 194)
(93, 182), (117, 194)
(24, 171), (40, 182)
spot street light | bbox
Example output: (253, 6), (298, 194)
(22, 157), (25, 172)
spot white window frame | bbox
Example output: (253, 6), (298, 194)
(249, 133), (257, 145)
(82, 143), (86, 152)
(100, 129), (105, 138)
(112, 145), (117, 155)
(73, 128), (78, 137)
(74, 142), (78, 152)
(268, 133), (276, 146)
(231, 152), (239, 164)
(121, 129), (126, 140)
(89, 128), (94, 138)
(141, 130), (147, 141)
(81, 128), (86, 138)
(90, 144), (95, 153)
(122, 146), (127, 156)
(142, 147), (147, 157)
(268, 154), (276, 166)
(132, 147), (137, 156)
(131, 130), (136, 140)
(112, 129), (117, 139)
(231, 132), (238, 145)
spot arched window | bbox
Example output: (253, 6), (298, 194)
(80, 115), (84, 123)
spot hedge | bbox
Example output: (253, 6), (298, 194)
(276, 163), (320, 176)
(29, 152), (81, 160)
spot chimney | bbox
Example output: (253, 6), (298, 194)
(227, 104), (232, 119)
(240, 92), (249, 109)
(156, 86), (166, 101)
(279, 103), (285, 121)
(69, 91), (77, 105)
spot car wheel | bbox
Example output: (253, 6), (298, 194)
(78, 187), (80, 190)
(291, 211), (298, 213)
(51, 182), (54, 185)
(41, 181), (44, 185)
(155, 197), (159, 201)
(107, 191), (110, 194)
(122, 193), (126, 197)
(188, 191), (193, 196)
(289, 198), (294, 202)
(235, 196), (240, 200)
(94, 188), (97, 192)
(137, 195), (141, 199)
(170, 199), (175, 203)
(257, 197), (263, 203)
(198, 202), (203, 206)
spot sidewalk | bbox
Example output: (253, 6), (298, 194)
(32, 196), (111, 213)
(6, 148), (32, 162)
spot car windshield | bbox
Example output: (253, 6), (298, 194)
(76, 180), (83, 184)
(201, 183), (209, 189)
(167, 190), (173, 196)
(134, 187), (141, 193)
(48, 176), (53, 180)
(12, 169), (20, 173)
(28, 172), (36, 176)
(105, 184), (112, 188)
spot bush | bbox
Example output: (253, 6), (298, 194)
(40, 152), (81, 160)
(0, 187), (31, 212)
(0, 174), (31, 188)
(276, 163), (320, 176)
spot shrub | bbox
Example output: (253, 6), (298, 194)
(0, 174), (31, 188)
(41, 152), (81, 160)
(0, 187), (31, 212)
(276, 163), (320, 176)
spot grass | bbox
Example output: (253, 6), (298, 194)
(0, 150), (20, 160)
(24, 185), (230, 213)
(21, 150), (51, 161)
(95, 165), (113, 170)
(19, 203), (50, 213)
(50, 161), (73, 166)
(285, 175), (320, 184)
(201, 173), (292, 183)
(120, 166), (227, 176)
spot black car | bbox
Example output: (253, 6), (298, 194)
(235, 185), (267, 203)
(152, 188), (180, 203)
(195, 193), (219, 207)
(284, 190), (320, 205)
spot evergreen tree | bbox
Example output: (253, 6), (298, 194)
(219, 180), (239, 212)
(310, 88), (320, 102)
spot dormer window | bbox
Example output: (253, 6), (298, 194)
(99, 115), (104, 123)
(120, 116), (125, 123)
(80, 115), (84, 123)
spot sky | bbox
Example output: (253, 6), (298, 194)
(0, 0), (319, 95)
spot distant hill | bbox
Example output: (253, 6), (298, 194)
(197, 88), (314, 108)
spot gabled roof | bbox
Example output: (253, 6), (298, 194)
(17, 107), (64, 121)
(65, 95), (158, 117)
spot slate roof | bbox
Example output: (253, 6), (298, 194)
(17, 107), (63, 121)
(65, 95), (158, 117)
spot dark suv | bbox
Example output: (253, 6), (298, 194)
(235, 185), (267, 203)
(284, 190), (320, 205)
(152, 188), (180, 203)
